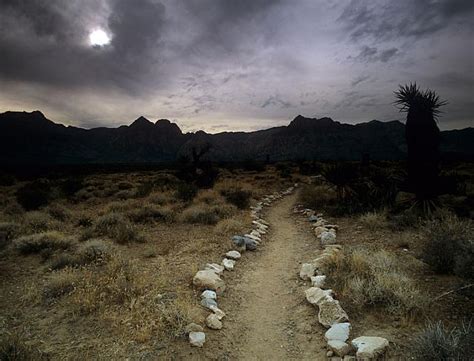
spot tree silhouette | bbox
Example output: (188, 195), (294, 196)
(394, 83), (447, 202)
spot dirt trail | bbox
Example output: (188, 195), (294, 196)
(203, 192), (327, 360)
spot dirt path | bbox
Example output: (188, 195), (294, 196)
(201, 192), (327, 360)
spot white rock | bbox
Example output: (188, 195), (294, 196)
(321, 231), (337, 245)
(318, 299), (349, 328)
(315, 226), (328, 237)
(189, 331), (206, 347)
(300, 263), (316, 280)
(225, 250), (241, 260)
(311, 275), (327, 288)
(201, 290), (217, 300)
(305, 287), (334, 306)
(351, 336), (389, 359)
(325, 323), (351, 342)
(205, 263), (225, 275)
(193, 270), (226, 295)
(209, 305), (226, 320)
(327, 340), (352, 357)
(206, 313), (223, 330)
(222, 258), (236, 271)
(244, 233), (261, 242)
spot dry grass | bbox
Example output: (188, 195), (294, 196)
(322, 248), (427, 317)
(214, 217), (246, 234)
(94, 212), (145, 244)
(299, 184), (337, 211)
(358, 210), (388, 231)
(180, 203), (236, 225)
(13, 231), (74, 256)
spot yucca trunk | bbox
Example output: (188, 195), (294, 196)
(405, 108), (440, 200)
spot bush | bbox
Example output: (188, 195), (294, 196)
(117, 181), (134, 190)
(180, 203), (235, 225)
(174, 183), (198, 202)
(94, 213), (145, 244)
(359, 211), (388, 231)
(23, 211), (54, 233)
(411, 320), (474, 360)
(13, 232), (74, 255)
(43, 268), (78, 300)
(15, 180), (52, 210)
(422, 214), (473, 277)
(49, 239), (111, 270)
(221, 188), (252, 209)
(0, 333), (48, 360)
(60, 177), (84, 197)
(127, 204), (174, 224)
(76, 214), (93, 227)
(214, 218), (245, 234)
(148, 192), (172, 205)
(322, 249), (426, 316)
(135, 182), (154, 198)
(299, 185), (337, 211)
(46, 204), (71, 221)
(0, 222), (20, 249)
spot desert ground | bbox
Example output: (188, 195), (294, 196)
(0, 161), (472, 360)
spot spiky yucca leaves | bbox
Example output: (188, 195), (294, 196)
(394, 83), (446, 203)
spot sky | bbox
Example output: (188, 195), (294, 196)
(0, 0), (473, 133)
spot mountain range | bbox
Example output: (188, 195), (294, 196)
(0, 111), (472, 164)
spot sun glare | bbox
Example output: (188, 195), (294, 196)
(89, 29), (110, 47)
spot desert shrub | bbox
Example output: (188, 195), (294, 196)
(117, 181), (134, 190)
(322, 249), (426, 316)
(15, 180), (52, 210)
(180, 203), (235, 225)
(359, 211), (388, 231)
(60, 177), (84, 197)
(74, 189), (92, 201)
(13, 232), (74, 255)
(114, 190), (134, 200)
(220, 188), (252, 209)
(3, 202), (25, 217)
(214, 218), (245, 234)
(174, 183), (198, 202)
(0, 333), (48, 360)
(422, 214), (473, 277)
(147, 192), (171, 205)
(411, 320), (474, 360)
(106, 199), (138, 213)
(135, 182), (154, 198)
(299, 184), (337, 211)
(94, 213), (145, 244)
(389, 208), (422, 229)
(72, 256), (146, 314)
(23, 211), (53, 233)
(46, 204), (71, 221)
(0, 222), (21, 248)
(76, 213), (93, 227)
(49, 239), (111, 270)
(43, 268), (78, 300)
(127, 204), (175, 223)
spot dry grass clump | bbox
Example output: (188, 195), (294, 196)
(46, 203), (71, 221)
(422, 213), (474, 278)
(0, 222), (20, 249)
(147, 192), (172, 205)
(180, 203), (236, 225)
(13, 231), (74, 256)
(94, 213), (145, 244)
(214, 217), (246, 234)
(299, 184), (337, 211)
(322, 249), (426, 317)
(411, 320), (474, 360)
(49, 239), (112, 270)
(43, 267), (79, 300)
(127, 204), (175, 224)
(0, 333), (48, 360)
(358, 211), (388, 231)
(22, 211), (55, 233)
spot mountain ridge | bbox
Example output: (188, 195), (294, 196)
(0, 110), (472, 164)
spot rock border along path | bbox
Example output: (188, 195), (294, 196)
(189, 184), (297, 349)
(294, 205), (390, 360)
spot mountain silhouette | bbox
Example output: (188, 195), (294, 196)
(0, 111), (472, 164)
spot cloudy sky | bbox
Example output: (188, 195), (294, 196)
(0, 0), (472, 132)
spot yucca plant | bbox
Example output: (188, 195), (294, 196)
(394, 83), (447, 203)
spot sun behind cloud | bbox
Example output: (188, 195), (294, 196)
(89, 29), (110, 47)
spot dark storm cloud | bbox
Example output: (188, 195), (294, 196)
(349, 46), (399, 63)
(0, 0), (166, 92)
(351, 75), (371, 87)
(339, 0), (474, 41)
(261, 96), (294, 109)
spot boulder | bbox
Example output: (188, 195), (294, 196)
(201, 290), (217, 300)
(201, 298), (218, 310)
(300, 263), (316, 280)
(244, 233), (261, 242)
(321, 231), (337, 245)
(232, 236), (259, 251)
(309, 215), (319, 222)
(206, 313), (223, 330)
(189, 331), (206, 347)
(305, 287), (334, 306)
(351, 336), (389, 359)
(205, 263), (225, 275)
(193, 270), (226, 295)
(327, 340), (352, 357)
(222, 258), (236, 271)
(311, 275), (326, 288)
(225, 250), (241, 260)
(244, 238), (259, 251)
(185, 323), (203, 334)
(325, 322), (351, 342)
(318, 299), (349, 328)
(209, 305), (226, 320)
